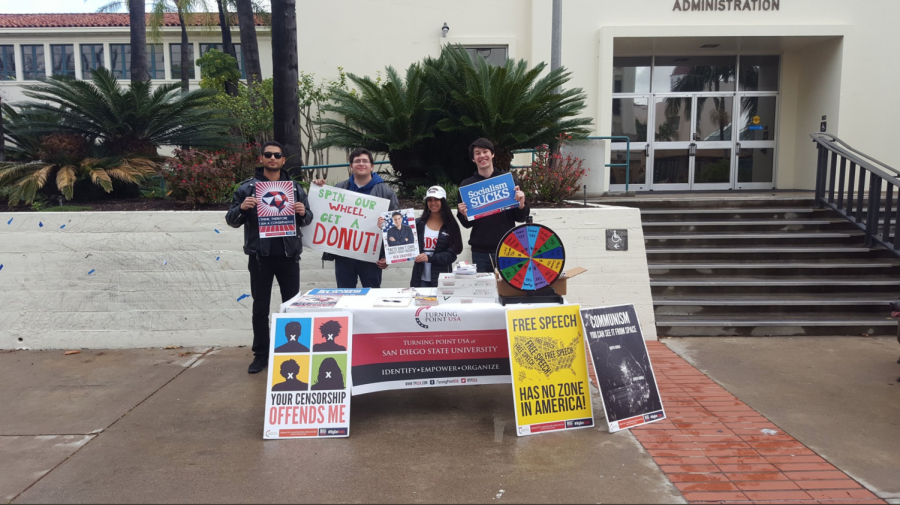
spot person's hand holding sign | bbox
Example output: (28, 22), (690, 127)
(312, 179), (326, 186)
(295, 201), (306, 217)
(240, 196), (258, 210)
(514, 185), (526, 209)
(414, 253), (428, 263)
(457, 202), (468, 218)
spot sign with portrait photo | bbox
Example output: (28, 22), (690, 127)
(380, 208), (419, 264)
(255, 180), (296, 238)
(264, 312), (353, 439)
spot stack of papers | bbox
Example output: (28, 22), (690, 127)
(452, 261), (478, 276)
(437, 270), (497, 305)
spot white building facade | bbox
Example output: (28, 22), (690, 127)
(2, 0), (898, 195)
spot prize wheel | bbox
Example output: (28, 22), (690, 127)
(496, 223), (566, 292)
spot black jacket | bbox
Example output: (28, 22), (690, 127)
(225, 167), (314, 259)
(456, 168), (530, 253)
(410, 218), (459, 287)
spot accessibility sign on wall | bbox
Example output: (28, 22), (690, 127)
(505, 305), (594, 436)
(579, 304), (665, 432)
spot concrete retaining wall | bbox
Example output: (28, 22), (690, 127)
(0, 206), (655, 349)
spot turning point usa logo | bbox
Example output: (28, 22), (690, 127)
(414, 307), (462, 329)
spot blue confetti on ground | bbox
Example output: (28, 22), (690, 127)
(6, 218), (11, 225)
(214, 229), (221, 234)
(39, 222), (43, 228)
(0, 264), (4, 271)
(163, 260), (168, 265)
(88, 269), (95, 275)
(60, 224), (66, 229)
(216, 257), (220, 261)
(236, 294), (250, 302)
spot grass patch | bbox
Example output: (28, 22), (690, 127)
(38, 206), (93, 212)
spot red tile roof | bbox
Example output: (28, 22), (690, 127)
(0, 13), (266, 29)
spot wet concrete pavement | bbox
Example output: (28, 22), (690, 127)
(1, 347), (684, 504)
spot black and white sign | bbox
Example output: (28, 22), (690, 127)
(579, 304), (665, 432)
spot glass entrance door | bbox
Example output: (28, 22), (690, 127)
(650, 93), (734, 190)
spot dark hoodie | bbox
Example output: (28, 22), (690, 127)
(225, 167), (314, 259)
(456, 168), (530, 253)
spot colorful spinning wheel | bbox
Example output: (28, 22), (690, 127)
(496, 224), (566, 292)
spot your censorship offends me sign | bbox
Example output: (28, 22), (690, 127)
(302, 185), (390, 263)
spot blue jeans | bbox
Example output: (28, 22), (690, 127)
(334, 256), (383, 288)
(471, 251), (498, 274)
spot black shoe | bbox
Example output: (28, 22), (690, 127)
(248, 356), (268, 374)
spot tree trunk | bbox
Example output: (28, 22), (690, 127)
(271, 0), (302, 175)
(0, 96), (5, 162)
(493, 146), (514, 173)
(216, 0), (239, 97)
(234, 0), (262, 85)
(177, 9), (189, 93)
(128, 0), (149, 82)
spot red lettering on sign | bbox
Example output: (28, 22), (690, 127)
(424, 237), (438, 249)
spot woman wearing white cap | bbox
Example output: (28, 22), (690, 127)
(410, 186), (464, 287)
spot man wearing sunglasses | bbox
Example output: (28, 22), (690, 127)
(312, 148), (400, 288)
(226, 141), (314, 374)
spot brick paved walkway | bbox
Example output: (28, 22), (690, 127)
(607, 341), (885, 504)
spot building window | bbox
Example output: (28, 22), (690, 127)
(51, 44), (76, 78)
(148, 44), (164, 79)
(0, 45), (14, 80)
(199, 43), (245, 78)
(170, 43), (195, 79)
(110, 44), (131, 79)
(80, 44), (104, 79)
(464, 46), (508, 67)
(22, 45), (45, 80)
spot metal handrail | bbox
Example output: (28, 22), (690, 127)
(302, 160), (392, 170)
(811, 132), (900, 257)
(588, 136), (632, 192)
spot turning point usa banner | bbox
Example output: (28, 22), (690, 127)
(505, 305), (594, 436)
(459, 172), (519, 220)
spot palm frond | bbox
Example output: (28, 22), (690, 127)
(56, 165), (77, 200)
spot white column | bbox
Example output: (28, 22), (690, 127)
(13, 43), (24, 81)
(162, 42), (171, 80)
(43, 43), (51, 77)
(73, 43), (83, 79)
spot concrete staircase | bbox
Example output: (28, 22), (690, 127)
(606, 193), (900, 336)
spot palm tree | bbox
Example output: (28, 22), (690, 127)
(129, 0), (149, 82)
(270, 0), (302, 173)
(424, 45), (593, 171)
(214, 0), (239, 96)
(233, 0), (262, 85)
(15, 67), (232, 156)
(316, 64), (438, 185)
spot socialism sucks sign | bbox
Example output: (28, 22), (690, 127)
(459, 172), (519, 220)
(302, 185), (389, 263)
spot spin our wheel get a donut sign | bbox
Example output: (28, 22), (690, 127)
(496, 224), (566, 291)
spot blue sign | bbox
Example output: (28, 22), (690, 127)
(459, 172), (519, 220)
(748, 125), (764, 131)
(308, 288), (371, 295)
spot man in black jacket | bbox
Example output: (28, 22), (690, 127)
(456, 138), (529, 273)
(225, 141), (314, 374)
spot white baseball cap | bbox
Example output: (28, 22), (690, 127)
(424, 186), (447, 201)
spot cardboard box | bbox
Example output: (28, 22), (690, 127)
(436, 286), (497, 297)
(438, 295), (497, 305)
(437, 272), (496, 287)
(495, 267), (587, 297)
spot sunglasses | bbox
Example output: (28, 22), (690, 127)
(262, 152), (284, 159)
